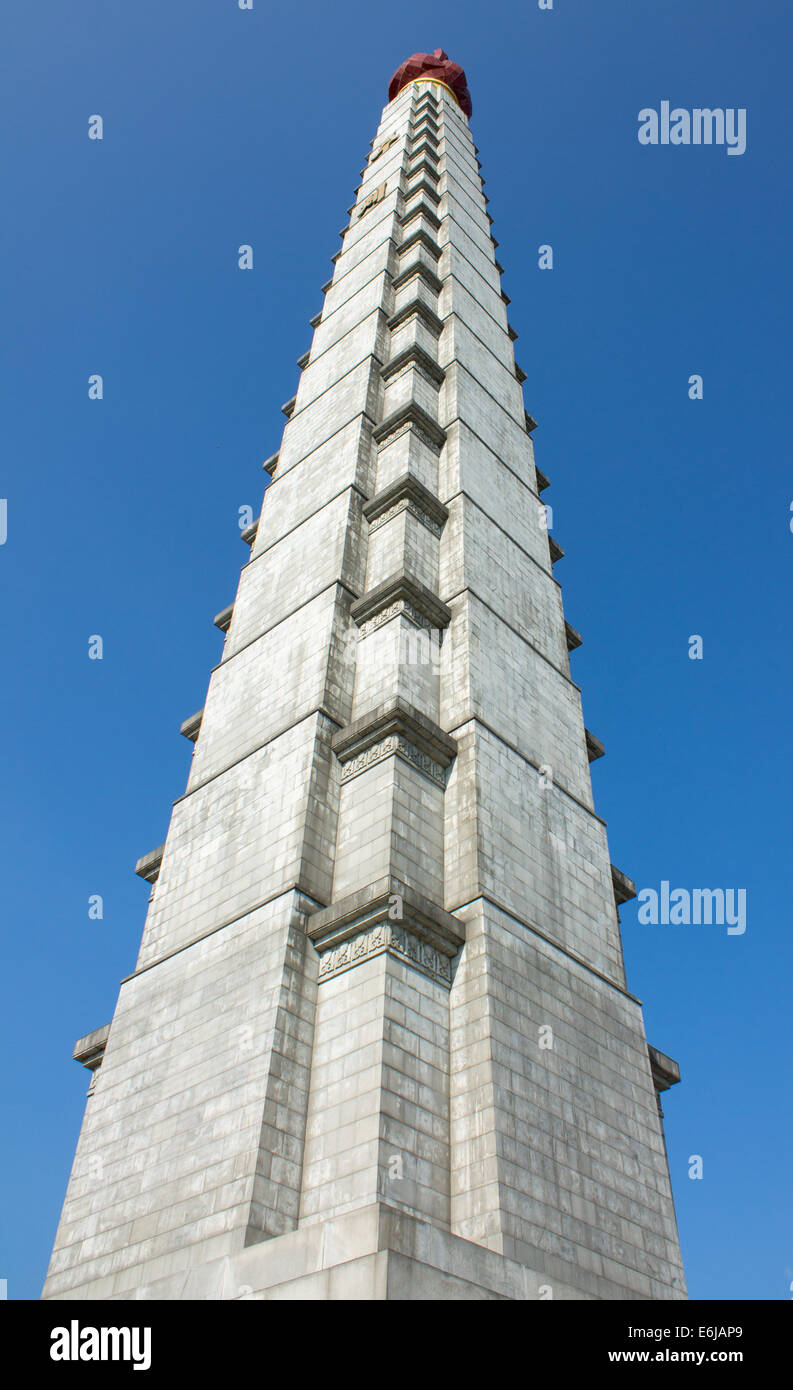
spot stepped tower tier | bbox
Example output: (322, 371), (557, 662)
(43, 52), (686, 1302)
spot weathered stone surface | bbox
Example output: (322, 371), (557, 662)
(44, 73), (685, 1303)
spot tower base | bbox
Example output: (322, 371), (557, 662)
(45, 1204), (685, 1301)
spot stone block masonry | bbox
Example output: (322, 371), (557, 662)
(44, 56), (685, 1301)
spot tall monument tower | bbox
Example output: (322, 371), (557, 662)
(44, 50), (686, 1301)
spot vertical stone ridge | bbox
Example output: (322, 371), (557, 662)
(297, 81), (461, 1236)
(244, 905), (317, 1245)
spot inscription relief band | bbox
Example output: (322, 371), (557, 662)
(338, 731), (449, 789)
(316, 921), (453, 986)
(308, 877), (466, 988)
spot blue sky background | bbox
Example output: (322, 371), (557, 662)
(2, 0), (791, 1301)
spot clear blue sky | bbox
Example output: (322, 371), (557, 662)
(2, 0), (791, 1301)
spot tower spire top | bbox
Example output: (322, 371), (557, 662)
(388, 48), (472, 116)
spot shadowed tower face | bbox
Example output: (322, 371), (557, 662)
(44, 51), (686, 1302)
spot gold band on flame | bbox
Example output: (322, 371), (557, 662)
(397, 76), (462, 110)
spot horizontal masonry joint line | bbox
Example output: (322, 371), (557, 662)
(442, 357), (527, 439)
(439, 422), (543, 507)
(440, 485), (556, 580)
(285, 352), (384, 429)
(442, 585), (580, 694)
(448, 893), (637, 1003)
(213, 578), (360, 672)
(321, 230), (399, 300)
(305, 279), (523, 399)
(260, 413), (375, 496)
(120, 885), (326, 983)
(175, 702), (344, 805)
(445, 713), (602, 826)
(254, 481), (369, 562)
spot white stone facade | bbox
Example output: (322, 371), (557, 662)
(43, 76), (686, 1301)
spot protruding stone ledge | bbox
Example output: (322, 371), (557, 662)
(241, 519), (258, 547)
(363, 473), (448, 536)
(281, 396), (296, 419)
(414, 95), (440, 116)
(408, 155), (439, 184)
(350, 571), (451, 633)
(213, 604), (233, 633)
(507, 323), (518, 342)
(403, 178), (441, 209)
(308, 877), (464, 955)
(135, 845), (164, 884)
(309, 311), (322, 329)
(307, 877), (465, 987)
(535, 468), (549, 493)
(74, 1023), (111, 1070)
(585, 729), (605, 763)
(565, 621), (583, 653)
(549, 537), (565, 565)
(262, 451), (279, 476)
(332, 696), (457, 790)
(296, 349), (310, 369)
(648, 1044), (681, 1092)
(408, 137), (440, 161)
(373, 399), (446, 452)
(408, 138), (440, 165)
(400, 201), (442, 234)
(73, 1023), (111, 1095)
(515, 364), (527, 384)
(412, 110), (440, 131)
(381, 344), (445, 389)
(648, 1044), (681, 1119)
(391, 260), (443, 297)
(387, 298), (443, 339)
(611, 863), (636, 906)
(179, 709), (203, 743)
(406, 156), (439, 183)
(411, 116), (439, 140)
(398, 227), (442, 263)
(407, 148), (441, 177)
(320, 278), (333, 295)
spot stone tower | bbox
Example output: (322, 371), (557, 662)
(44, 50), (686, 1301)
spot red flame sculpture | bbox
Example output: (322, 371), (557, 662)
(388, 48), (472, 118)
